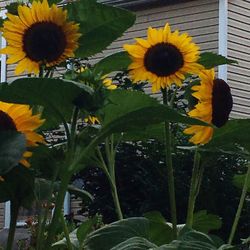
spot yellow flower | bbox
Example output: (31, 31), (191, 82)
(84, 115), (100, 125)
(102, 76), (117, 90)
(0, 101), (45, 167)
(184, 69), (233, 145)
(1, 0), (81, 75)
(124, 23), (203, 92)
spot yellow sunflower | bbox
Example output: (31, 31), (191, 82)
(0, 101), (45, 167)
(184, 69), (233, 145)
(1, 0), (81, 75)
(124, 23), (203, 92)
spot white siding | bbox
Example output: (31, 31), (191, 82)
(228, 0), (250, 117)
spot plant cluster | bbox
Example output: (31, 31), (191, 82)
(0, 0), (249, 250)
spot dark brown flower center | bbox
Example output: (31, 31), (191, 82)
(0, 111), (17, 131)
(23, 22), (66, 63)
(212, 79), (233, 128)
(144, 43), (184, 77)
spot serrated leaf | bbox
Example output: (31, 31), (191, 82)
(198, 52), (238, 69)
(65, 0), (136, 58)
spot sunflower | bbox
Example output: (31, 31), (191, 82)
(0, 101), (45, 167)
(184, 69), (233, 145)
(124, 23), (203, 92)
(1, 0), (81, 75)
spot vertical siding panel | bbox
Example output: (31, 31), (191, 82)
(0, 203), (5, 229)
(228, 0), (250, 117)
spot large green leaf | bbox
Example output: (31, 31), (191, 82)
(93, 51), (132, 76)
(198, 52), (238, 69)
(65, 0), (136, 58)
(155, 229), (236, 250)
(71, 90), (208, 172)
(204, 119), (250, 154)
(0, 78), (93, 128)
(0, 131), (26, 175)
(193, 210), (222, 234)
(84, 217), (173, 250)
(101, 90), (208, 135)
(111, 237), (157, 250)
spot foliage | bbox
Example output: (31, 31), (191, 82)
(0, 0), (248, 250)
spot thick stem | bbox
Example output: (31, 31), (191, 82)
(186, 148), (201, 227)
(6, 201), (19, 250)
(228, 164), (250, 245)
(45, 173), (72, 248)
(162, 88), (177, 239)
(60, 212), (74, 250)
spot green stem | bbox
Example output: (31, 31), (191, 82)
(70, 107), (80, 149)
(228, 164), (250, 245)
(6, 201), (20, 250)
(60, 212), (73, 250)
(36, 165), (60, 250)
(162, 88), (177, 239)
(96, 146), (123, 220)
(186, 148), (201, 227)
(45, 173), (72, 248)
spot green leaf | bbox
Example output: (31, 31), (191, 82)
(52, 229), (79, 249)
(143, 211), (166, 224)
(204, 119), (250, 154)
(0, 166), (35, 207)
(68, 185), (94, 203)
(233, 174), (250, 192)
(84, 217), (173, 250)
(71, 90), (208, 172)
(111, 237), (157, 250)
(65, 0), (136, 58)
(101, 90), (208, 135)
(156, 229), (228, 250)
(77, 217), (98, 246)
(0, 131), (26, 175)
(53, 217), (98, 248)
(193, 210), (222, 234)
(93, 51), (132, 76)
(0, 78), (93, 129)
(198, 52), (238, 69)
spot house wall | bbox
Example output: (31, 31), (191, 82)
(93, 0), (219, 98)
(227, 0), (250, 118)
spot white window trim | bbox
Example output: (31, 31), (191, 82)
(218, 0), (228, 81)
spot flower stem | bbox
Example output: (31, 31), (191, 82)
(228, 164), (250, 245)
(96, 143), (123, 220)
(60, 211), (74, 250)
(6, 201), (19, 250)
(186, 148), (201, 227)
(162, 88), (177, 239)
(46, 172), (72, 248)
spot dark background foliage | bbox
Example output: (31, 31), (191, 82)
(73, 138), (249, 243)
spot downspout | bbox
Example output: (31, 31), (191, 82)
(218, 0), (228, 81)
